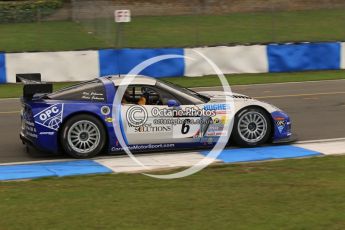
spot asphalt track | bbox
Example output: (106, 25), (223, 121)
(0, 79), (344, 163)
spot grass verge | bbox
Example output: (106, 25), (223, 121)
(0, 155), (345, 229)
(1, 9), (345, 52)
(0, 70), (344, 99)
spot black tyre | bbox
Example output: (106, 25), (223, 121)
(232, 107), (272, 147)
(60, 114), (106, 158)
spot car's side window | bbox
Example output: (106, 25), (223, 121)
(155, 88), (181, 106)
(49, 80), (106, 102)
(121, 85), (180, 106)
(121, 86), (150, 105)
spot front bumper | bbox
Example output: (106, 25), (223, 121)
(272, 134), (297, 144)
(271, 110), (292, 142)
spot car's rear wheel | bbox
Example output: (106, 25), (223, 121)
(60, 114), (106, 158)
(232, 107), (272, 147)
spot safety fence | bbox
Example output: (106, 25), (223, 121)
(0, 42), (344, 83)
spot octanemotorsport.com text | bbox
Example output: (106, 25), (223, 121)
(112, 143), (175, 152)
(153, 117), (214, 125)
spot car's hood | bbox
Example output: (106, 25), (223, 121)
(198, 91), (252, 103)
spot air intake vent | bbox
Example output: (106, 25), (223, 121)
(232, 95), (251, 99)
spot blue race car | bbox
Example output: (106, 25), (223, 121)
(20, 75), (292, 158)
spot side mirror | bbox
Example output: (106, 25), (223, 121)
(167, 99), (180, 108)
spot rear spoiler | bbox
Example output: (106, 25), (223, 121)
(16, 73), (53, 99)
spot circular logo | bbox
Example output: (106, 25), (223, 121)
(112, 53), (235, 180)
(126, 105), (148, 127)
(101, 106), (111, 116)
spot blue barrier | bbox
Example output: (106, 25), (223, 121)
(268, 42), (341, 72)
(99, 48), (185, 78)
(0, 53), (6, 83)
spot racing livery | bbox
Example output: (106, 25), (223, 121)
(20, 75), (292, 158)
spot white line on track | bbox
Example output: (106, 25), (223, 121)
(0, 111), (20, 114)
(254, 91), (345, 99)
(296, 138), (345, 144)
(0, 98), (19, 101)
(0, 158), (74, 166)
(191, 78), (345, 90)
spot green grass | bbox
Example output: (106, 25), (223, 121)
(1, 9), (345, 52)
(1, 70), (344, 98)
(120, 9), (345, 48)
(0, 21), (106, 52)
(1, 155), (345, 229)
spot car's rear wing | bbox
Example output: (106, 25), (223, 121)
(16, 73), (53, 100)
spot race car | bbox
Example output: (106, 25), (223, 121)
(20, 75), (292, 158)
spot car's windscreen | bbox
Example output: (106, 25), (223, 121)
(157, 80), (210, 103)
(47, 79), (106, 102)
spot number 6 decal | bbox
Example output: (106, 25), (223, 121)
(181, 119), (191, 134)
(173, 118), (200, 139)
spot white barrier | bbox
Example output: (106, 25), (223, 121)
(5, 51), (99, 83)
(341, 42), (345, 69)
(184, 45), (268, 77)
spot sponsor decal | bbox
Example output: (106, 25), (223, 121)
(275, 119), (286, 134)
(134, 124), (172, 133)
(111, 143), (175, 152)
(207, 124), (225, 132)
(34, 104), (64, 131)
(101, 106), (111, 116)
(81, 91), (105, 101)
(24, 120), (38, 138)
(204, 104), (230, 111)
(212, 116), (228, 125)
(213, 118), (221, 124)
(39, 132), (55, 136)
(105, 117), (113, 123)
(275, 117), (285, 121)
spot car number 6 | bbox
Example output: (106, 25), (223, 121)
(181, 119), (191, 134)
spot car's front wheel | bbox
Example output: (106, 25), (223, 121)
(232, 107), (272, 147)
(60, 114), (106, 158)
